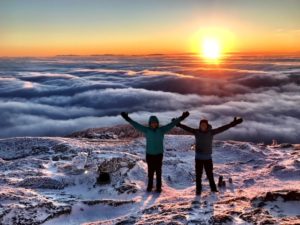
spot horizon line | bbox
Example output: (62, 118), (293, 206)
(1, 51), (300, 58)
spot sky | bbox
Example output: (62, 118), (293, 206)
(0, 0), (300, 56)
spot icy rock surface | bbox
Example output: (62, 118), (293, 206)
(0, 136), (299, 225)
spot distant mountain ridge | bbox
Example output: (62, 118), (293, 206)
(67, 124), (190, 139)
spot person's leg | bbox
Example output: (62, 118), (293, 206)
(195, 159), (204, 194)
(155, 154), (163, 192)
(146, 154), (155, 192)
(204, 159), (218, 192)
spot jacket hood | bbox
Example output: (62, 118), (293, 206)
(148, 115), (159, 126)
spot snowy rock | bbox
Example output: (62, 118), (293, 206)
(243, 178), (255, 187)
(0, 158), (5, 164)
(17, 176), (65, 189)
(115, 181), (138, 194)
(0, 187), (71, 225)
(52, 143), (71, 153)
(98, 157), (135, 173)
(0, 135), (299, 225)
(252, 190), (300, 205)
(209, 213), (233, 224)
(72, 152), (88, 170)
(82, 199), (135, 206)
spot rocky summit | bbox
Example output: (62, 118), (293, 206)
(0, 134), (299, 225)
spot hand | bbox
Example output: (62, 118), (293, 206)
(121, 112), (130, 121)
(172, 118), (181, 127)
(233, 117), (243, 125)
(181, 111), (190, 120)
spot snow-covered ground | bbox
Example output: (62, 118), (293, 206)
(0, 135), (299, 225)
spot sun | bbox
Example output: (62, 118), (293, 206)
(189, 27), (236, 62)
(202, 38), (221, 60)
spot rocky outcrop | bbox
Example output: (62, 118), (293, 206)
(0, 187), (71, 225)
(17, 176), (65, 189)
(251, 190), (300, 206)
(67, 124), (189, 139)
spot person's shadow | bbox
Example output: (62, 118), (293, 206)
(186, 191), (219, 223)
(139, 191), (161, 212)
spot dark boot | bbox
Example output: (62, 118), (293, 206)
(147, 180), (153, 192)
(196, 187), (202, 195)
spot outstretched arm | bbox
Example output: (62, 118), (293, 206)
(121, 112), (148, 133)
(177, 123), (197, 134)
(160, 111), (190, 133)
(212, 117), (243, 135)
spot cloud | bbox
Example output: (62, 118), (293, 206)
(0, 55), (299, 143)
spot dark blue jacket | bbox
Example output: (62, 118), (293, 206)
(178, 122), (237, 160)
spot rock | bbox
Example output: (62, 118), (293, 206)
(98, 157), (135, 173)
(279, 143), (293, 148)
(96, 172), (111, 185)
(0, 187), (71, 225)
(294, 159), (300, 168)
(252, 190), (300, 204)
(218, 176), (223, 187)
(222, 180), (226, 187)
(82, 199), (135, 206)
(52, 155), (60, 161)
(272, 165), (286, 172)
(31, 146), (49, 155)
(209, 213), (233, 224)
(71, 152), (88, 170)
(18, 177), (65, 189)
(240, 208), (277, 224)
(244, 178), (255, 187)
(52, 144), (70, 153)
(115, 182), (138, 194)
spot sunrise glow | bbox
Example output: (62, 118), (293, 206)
(202, 38), (221, 60)
(0, 1), (299, 56)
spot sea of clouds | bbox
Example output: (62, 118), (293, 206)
(0, 54), (299, 143)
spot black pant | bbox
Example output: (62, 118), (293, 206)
(146, 154), (163, 189)
(195, 159), (217, 192)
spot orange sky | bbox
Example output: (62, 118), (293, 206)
(1, 0), (300, 57)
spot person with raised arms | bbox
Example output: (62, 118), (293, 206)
(121, 111), (189, 193)
(176, 116), (243, 195)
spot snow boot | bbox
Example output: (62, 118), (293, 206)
(155, 188), (162, 193)
(196, 189), (202, 196)
(147, 180), (153, 192)
(211, 188), (219, 193)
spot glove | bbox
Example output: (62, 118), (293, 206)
(172, 118), (181, 127)
(232, 117), (243, 125)
(180, 111), (190, 120)
(121, 112), (130, 121)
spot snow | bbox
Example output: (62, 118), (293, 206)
(264, 198), (300, 218)
(43, 202), (136, 225)
(0, 135), (299, 224)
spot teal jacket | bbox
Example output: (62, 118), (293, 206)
(127, 116), (182, 155)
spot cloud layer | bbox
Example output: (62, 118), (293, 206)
(0, 54), (300, 143)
